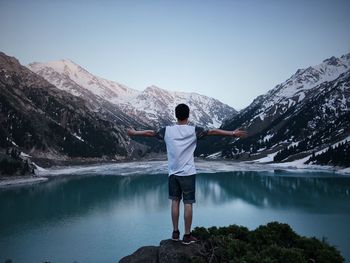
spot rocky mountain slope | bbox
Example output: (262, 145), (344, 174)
(197, 53), (350, 166)
(28, 60), (237, 128)
(0, 52), (149, 163)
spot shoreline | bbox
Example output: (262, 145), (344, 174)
(1, 157), (349, 189)
(30, 152), (168, 168)
(0, 154), (168, 188)
(0, 175), (48, 188)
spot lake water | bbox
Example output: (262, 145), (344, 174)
(0, 161), (349, 263)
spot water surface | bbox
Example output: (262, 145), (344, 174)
(1, 162), (349, 262)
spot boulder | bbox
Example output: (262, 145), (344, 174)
(119, 246), (159, 263)
(119, 240), (207, 263)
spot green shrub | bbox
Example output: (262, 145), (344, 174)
(192, 222), (344, 263)
(249, 222), (299, 249)
(258, 245), (305, 263)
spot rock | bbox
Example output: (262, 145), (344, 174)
(119, 246), (159, 263)
(119, 239), (207, 263)
(158, 239), (206, 263)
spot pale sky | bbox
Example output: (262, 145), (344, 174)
(1, 0), (349, 109)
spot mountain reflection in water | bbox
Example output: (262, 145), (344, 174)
(1, 170), (350, 263)
(198, 171), (350, 213)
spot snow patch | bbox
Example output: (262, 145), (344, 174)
(73, 133), (84, 142)
(337, 167), (350, 175)
(298, 92), (305, 102)
(20, 152), (31, 158)
(263, 134), (274, 142)
(254, 152), (279, 163)
(267, 155), (311, 169)
(206, 152), (222, 159)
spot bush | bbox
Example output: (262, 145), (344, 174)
(0, 158), (23, 175)
(192, 222), (344, 263)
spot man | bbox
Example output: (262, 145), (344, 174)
(127, 103), (247, 244)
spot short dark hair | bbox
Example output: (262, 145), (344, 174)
(175, 103), (189, 121)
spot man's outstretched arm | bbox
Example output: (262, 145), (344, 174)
(207, 128), (247, 138)
(127, 128), (156, 137)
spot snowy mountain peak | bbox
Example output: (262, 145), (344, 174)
(29, 59), (86, 76)
(289, 55), (349, 88)
(145, 85), (160, 90)
(28, 60), (237, 128)
(28, 60), (140, 102)
(144, 85), (165, 95)
(259, 53), (350, 114)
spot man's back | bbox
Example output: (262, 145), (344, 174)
(164, 124), (197, 176)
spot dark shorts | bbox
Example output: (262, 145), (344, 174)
(168, 174), (196, 204)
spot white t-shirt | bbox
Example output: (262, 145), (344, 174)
(156, 124), (208, 176)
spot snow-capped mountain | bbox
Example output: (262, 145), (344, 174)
(28, 59), (139, 102)
(28, 60), (237, 128)
(223, 54), (350, 135)
(126, 85), (236, 127)
(198, 53), (350, 166)
(0, 52), (150, 161)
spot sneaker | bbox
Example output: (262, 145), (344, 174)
(172, 230), (180, 241)
(182, 233), (198, 245)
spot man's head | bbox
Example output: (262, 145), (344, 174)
(175, 103), (190, 121)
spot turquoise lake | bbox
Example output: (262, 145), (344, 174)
(0, 161), (349, 262)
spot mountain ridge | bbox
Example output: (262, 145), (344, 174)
(2, 51), (349, 167)
(198, 52), (350, 167)
(28, 60), (237, 128)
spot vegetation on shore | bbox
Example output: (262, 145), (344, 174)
(0, 149), (35, 176)
(192, 222), (344, 263)
(306, 141), (350, 167)
(274, 139), (350, 167)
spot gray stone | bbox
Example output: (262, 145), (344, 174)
(158, 239), (206, 263)
(119, 246), (159, 263)
(119, 239), (207, 263)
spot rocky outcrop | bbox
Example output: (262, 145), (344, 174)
(119, 246), (159, 263)
(119, 239), (207, 263)
(119, 222), (344, 263)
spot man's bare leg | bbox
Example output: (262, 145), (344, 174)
(171, 200), (180, 231)
(184, 203), (193, 234)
